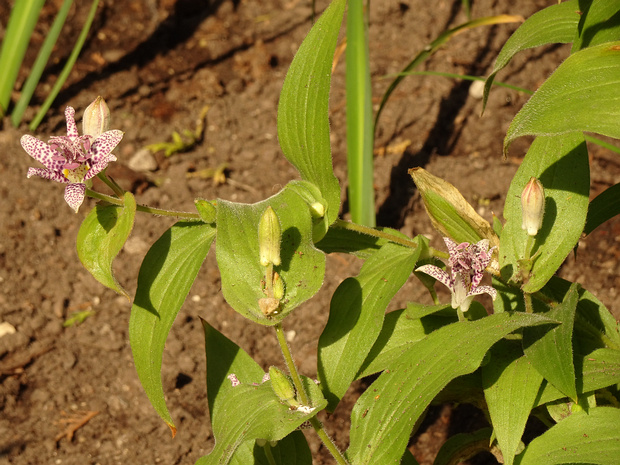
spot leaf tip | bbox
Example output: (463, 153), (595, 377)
(167, 422), (177, 438)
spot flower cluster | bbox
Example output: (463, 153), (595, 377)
(21, 99), (123, 213)
(417, 237), (497, 313)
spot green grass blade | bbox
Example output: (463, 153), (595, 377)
(346, 0), (375, 226)
(11, 0), (73, 127)
(0, 0), (45, 116)
(374, 14), (522, 135)
(29, 0), (100, 131)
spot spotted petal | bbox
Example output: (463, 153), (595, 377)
(27, 167), (68, 183)
(64, 182), (87, 213)
(90, 129), (123, 162)
(21, 135), (66, 172)
(64, 106), (79, 140)
(468, 284), (497, 301)
(416, 264), (453, 290)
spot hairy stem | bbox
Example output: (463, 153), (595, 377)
(85, 189), (201, 220)
(274, 323), (349, 465)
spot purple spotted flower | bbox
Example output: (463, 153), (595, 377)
(417, 237), (497, 312)
(21, 104), (123, 213)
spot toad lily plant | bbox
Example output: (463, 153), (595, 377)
(416, 237), (497, 318)
(19, 1), (620, 464)
(21, 101), (123, 213)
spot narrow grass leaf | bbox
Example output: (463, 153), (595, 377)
(346, 0), (375, 226)
(504, 41), (620, 155)
(375, 14), (522, 133)
(10, 0), (73, 127)
(0, 0), (45, 116)
(29, 0), (100, 130)
(76, 191), (136, 299)
(500, 134), (589, 293)
(129, 222), (215, 436)
(277, 0), (345, 226)
(318, 240), (422, 410)
(347, 312), (556, 465)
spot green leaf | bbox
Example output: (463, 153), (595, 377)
(346, 312), (557, 465)
(76, 191), (136, 299)
(514, 407), (620, 465)
(500, 134), (590, 293)
(198, 322), (326, 465)
(356, 309), (447, 379)
(572, 0), (620, 52)
(524, 283), (579, 401)
(584, 182), (620, 235)
(227, 432), (312, 465)
(277, 0), (344, 227)
(482, 341), (543, 465)
(317, 240), (422, 410)
(215, 184), (326, 325)
(346, 0), (375, 226)
(482, 0), (582, 111)
(433, 428), (494, 465)
(129, 222), (215, 435)
(504, 41), (620, 154)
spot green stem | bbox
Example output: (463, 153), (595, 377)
(273, 323), (349, 465)
(524, 292), (534, 314)
(332, 219), (448, 258)
(85, 189), (200, 220)
(262, 443), (277, 465)
(97, 171), (125, 198)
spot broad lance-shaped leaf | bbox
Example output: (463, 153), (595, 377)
(434, 428), (493, 465)
(504, 41), (620, 155)
(317, 239), (424, 411)
(571, 0), (620, 52)
(346, 312), (557, 465)
(500, 134), (589, 293)
(482, 0), (581, 111)
(216, 183), (325, 325)
(227, 431), (312, 465)
(584, 182), (620, 236)
(514, 407), (620, 465)
(198, 321), (325, 465)
(129, 222), (215, 436)
(76, 191), (136, 299)
(277, 0), (344, 232)
(524, 283), (578, 401)
(482, 341), (543, 465)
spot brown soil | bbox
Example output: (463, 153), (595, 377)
(1, 1), (618, 464)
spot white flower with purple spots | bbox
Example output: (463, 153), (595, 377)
(417, 237), (497, 313)
(21, 105), (123, 213)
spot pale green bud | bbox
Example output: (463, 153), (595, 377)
(83, 96), (110, 137)
(269, 366), (297, 405)
(521, 177), (545, 236)
(273, 272), (285, 300)
(194, 199), (216, 223)
(309, 201), (325, 218)
(258, 206), (281, 267)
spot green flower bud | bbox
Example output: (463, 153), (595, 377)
(521, 177), (545, 236)
(255, 439), (267, 447)
(194, 199), (216, 223)
(273, 272), (285, 300)
(269, 366), (298, 406)
(258, 206), (281, 267)
(309, 201), (325, 219)
(83, 96), (110, 137)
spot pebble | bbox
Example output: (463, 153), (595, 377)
(0, 321), (16, 337)
(127, 148), (158, 172)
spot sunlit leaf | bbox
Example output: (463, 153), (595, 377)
(76, 191), (136, 299)
(129, 221), (215, 435)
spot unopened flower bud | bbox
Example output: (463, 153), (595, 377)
(273, 272), (285, 300)
(269, 366), (298, 406)
(309, 202), (325, 218)
(258, 206), (281, 267)
(521, 177), (545, 236)
(194, 199), (216, 223)
(83, 96), (110, 137)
